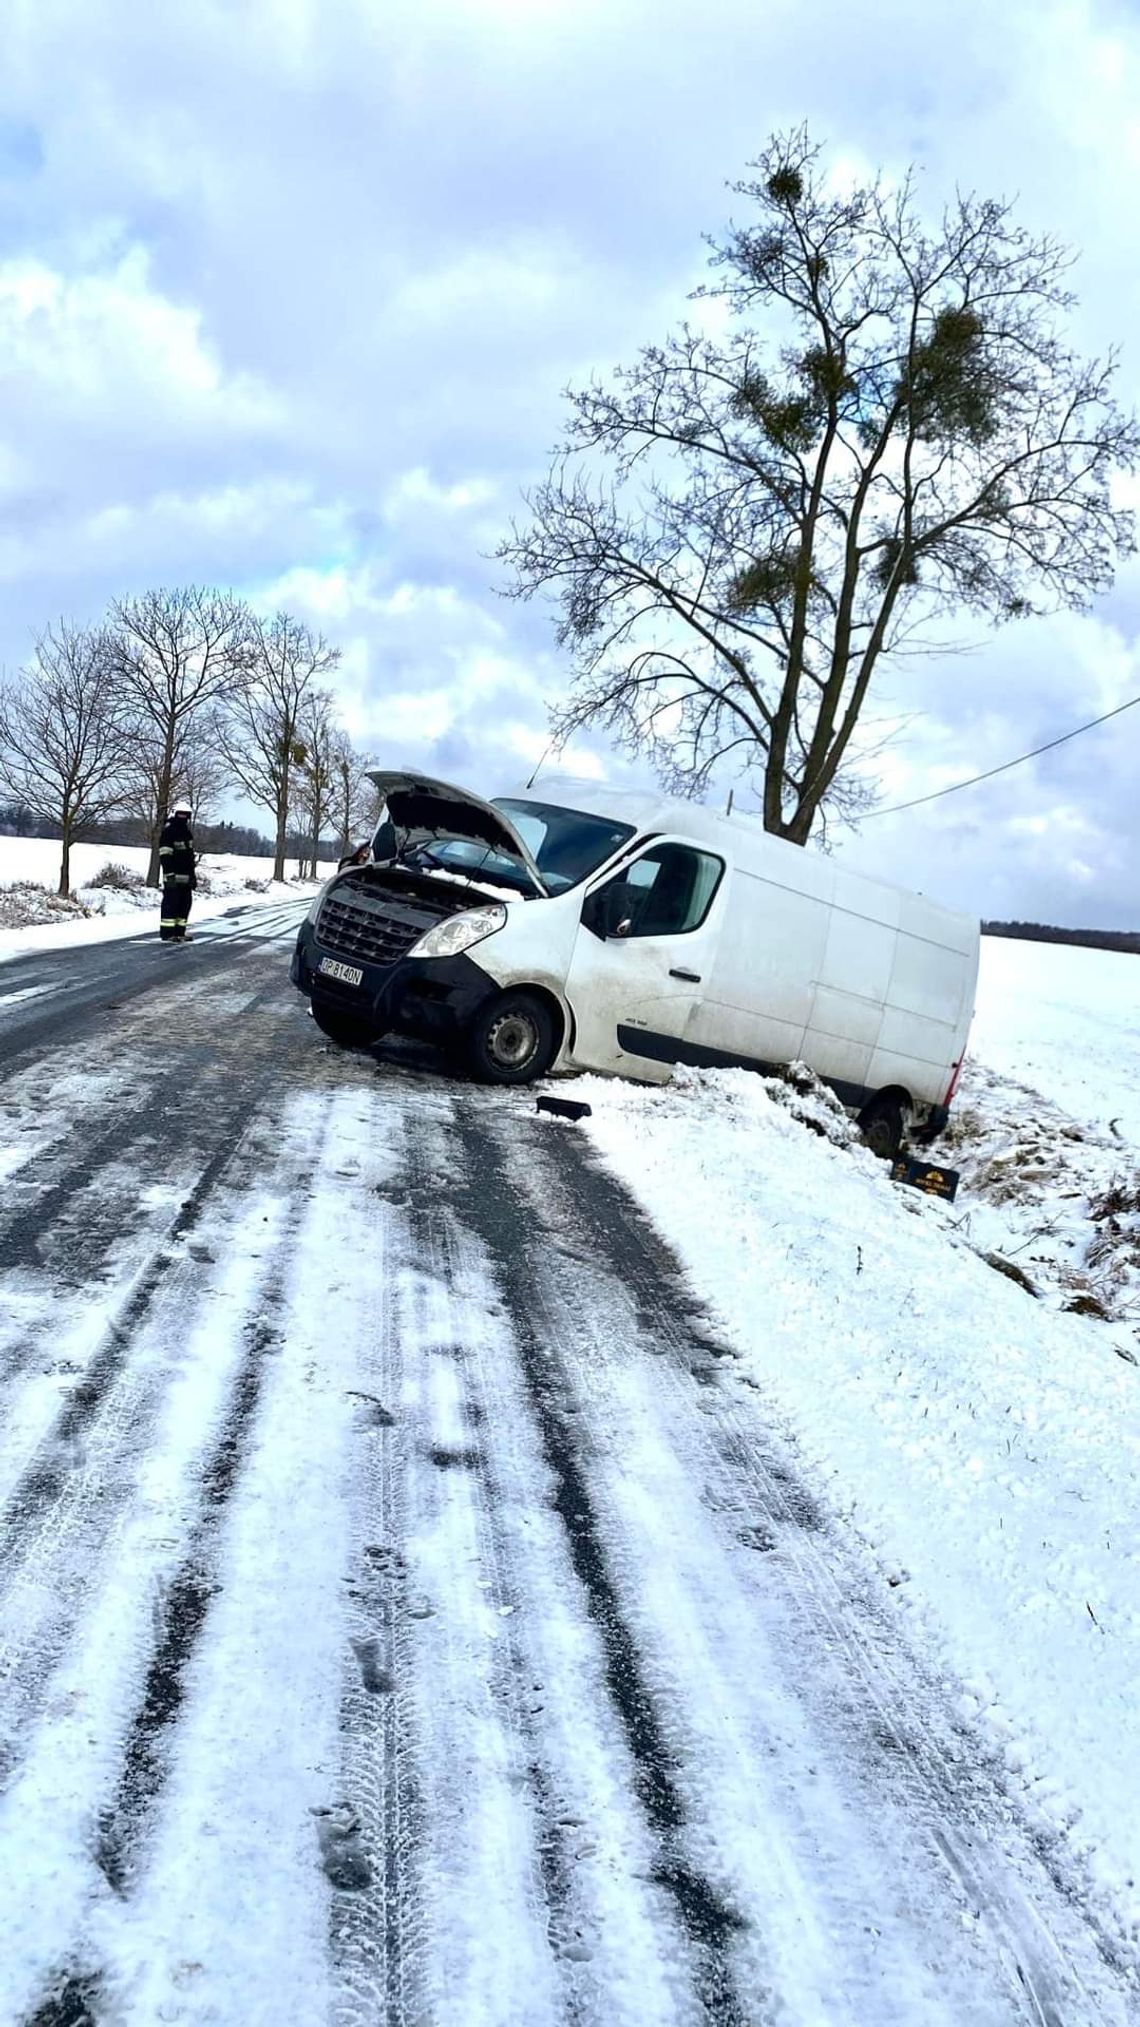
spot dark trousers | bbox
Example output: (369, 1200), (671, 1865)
(160, 882), (194, 940)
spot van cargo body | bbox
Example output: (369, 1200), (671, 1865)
(291, 772), (979, 1151)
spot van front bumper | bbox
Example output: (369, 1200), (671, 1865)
(292, 918), (498, 1046)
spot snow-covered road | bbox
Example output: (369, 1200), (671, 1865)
(0, 924), (1135, 2025)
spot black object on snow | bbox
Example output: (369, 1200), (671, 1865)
(890, 1154), (960, 1203)
(536, 1096), (592, 1123)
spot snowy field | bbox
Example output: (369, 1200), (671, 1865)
(0, 836), (321, 961)
(571, 933), (1140, 1961)
(969, 936), (1140, 1146)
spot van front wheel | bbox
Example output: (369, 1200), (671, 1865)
(859, 1095), (906, 1161)
(469, 991), (556, 1085)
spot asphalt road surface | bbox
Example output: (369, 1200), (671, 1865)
(0, 908), (1135, 2027)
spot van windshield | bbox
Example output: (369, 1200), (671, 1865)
(494, 799), (635, 894)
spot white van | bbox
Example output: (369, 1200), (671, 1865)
(290, 771), (978, 1155)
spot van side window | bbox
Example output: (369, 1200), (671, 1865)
(615, 845), (723, 936)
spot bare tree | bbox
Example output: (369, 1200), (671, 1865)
(110, 586), (252, 883)
(169, 736), (228, 827)
(219, 613), (340, 881)
(291, 689), (338, 879)
(0, 622), (131, 895)
(499, 129), (1140, 842)
(329, 729), (379, 860)
(122, 721), (228, 847)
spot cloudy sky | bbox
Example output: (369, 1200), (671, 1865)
(2, 0), (1139, 926)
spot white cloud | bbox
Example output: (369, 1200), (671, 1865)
(385, 469), (499, 517)
(0, 248), (277, 435)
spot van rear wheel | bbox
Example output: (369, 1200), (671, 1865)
(469, 991), (556, 1085)
(859, 1095), (906, 1160)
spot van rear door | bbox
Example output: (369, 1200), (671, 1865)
(565, 839), (727, 1075)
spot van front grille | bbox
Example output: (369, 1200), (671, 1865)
(315, 879), (458, 970)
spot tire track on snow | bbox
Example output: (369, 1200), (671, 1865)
(447, 1101), (749, 2027)
(0, 1010), (312, 1797)
(21, 1125), (326, 2019)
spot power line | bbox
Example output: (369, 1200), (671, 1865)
(866, 689), (1140, 819)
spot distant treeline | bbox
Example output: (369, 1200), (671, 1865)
(0, 805), (341, 865)
(983, 920), (1140, 954)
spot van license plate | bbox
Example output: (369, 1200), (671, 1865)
(318, 958), (364, 987)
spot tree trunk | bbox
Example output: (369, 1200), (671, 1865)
(148, 731), (176, 888)
(337, 766), (351, 858)
(58, 824), (71, 899)
(273, 800), (287, 885)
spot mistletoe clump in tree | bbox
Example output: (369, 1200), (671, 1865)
(500, 129), (1140, 841)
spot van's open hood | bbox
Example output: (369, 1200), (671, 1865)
(365, 769), (548, 897)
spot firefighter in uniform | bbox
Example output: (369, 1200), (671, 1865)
(158, 800), (197, 942)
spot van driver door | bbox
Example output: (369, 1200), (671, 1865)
(564, 840), (727, 1077)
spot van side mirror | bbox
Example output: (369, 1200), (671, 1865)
(583, 881), (634, 940)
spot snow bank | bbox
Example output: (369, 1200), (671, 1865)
(941, 938), (1140, 1348)
(0, 882), (91, 931)
(570, 943), (1140, 1959)
(0, 837), (320, 963)
(942, 1063), (1140, 1346)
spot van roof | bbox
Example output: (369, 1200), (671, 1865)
(501, 776), (727, 842)
(500, 776), (978, 938)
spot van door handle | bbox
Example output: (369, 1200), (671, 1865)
(669, 967), (701, 983)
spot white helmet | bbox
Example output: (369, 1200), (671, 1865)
(172, 800), (192, 816)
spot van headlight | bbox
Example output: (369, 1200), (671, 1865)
(408, 902), (506, 960)
(306, 877), (334, 924)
